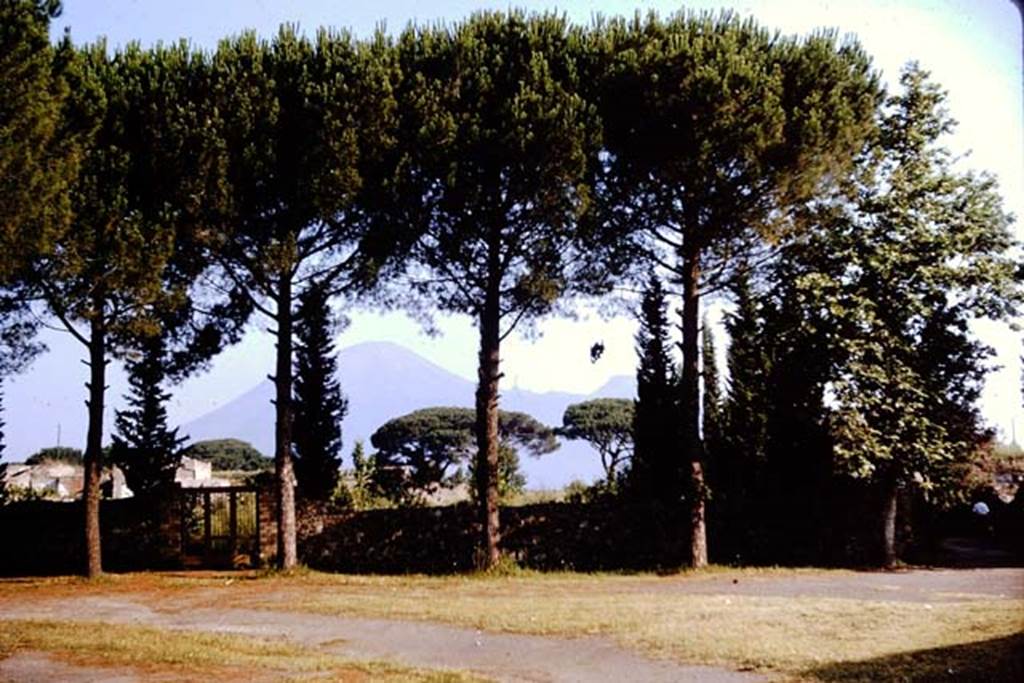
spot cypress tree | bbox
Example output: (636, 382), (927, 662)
(701, 316), (723, 460)
(630, 276), (681, 507)
(292, 286), (347, 501)
(712, 274), (771, 560)
(109, 334), (188, 499)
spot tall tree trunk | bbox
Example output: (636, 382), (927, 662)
(474, 242), (502, 570)
(881, 475), (899, 568)
(82, 309), (106, 578)
(274, 276), (298, 569)
(681, 240), (708, 569)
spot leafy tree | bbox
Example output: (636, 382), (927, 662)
(370, 407), (557, 505)
(108, 334), (188, 499)
(594, 11), (881, 567)
(25, 446), (83, 465)
(559, 398), (634, 489)
(629, 276), (681, 506)
(363, 13), (606, 567)
(208, 27), (395, 568)
(292, 285), (348, 501)
(180, 439), (271, 472)
(798, 65), (1021, 566)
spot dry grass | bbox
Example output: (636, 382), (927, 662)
(1, 568), (1021, 681)
(266, 580), (1023, 676)
(0, 619), (483, 682)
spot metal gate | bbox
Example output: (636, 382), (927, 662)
(181, 486), (260, 568)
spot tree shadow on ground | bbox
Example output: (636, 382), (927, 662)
(805, 633), (1024, 682)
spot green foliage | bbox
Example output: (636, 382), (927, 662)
(336, 440), (391, 510)
(292, 286), (348, 501)
(31, 42), (215, 346)
(0, 0), (76, 281)
(0, 1), (78, 376)
(108, 335), (187, 498)
(628, 276), (681, 505)
(25, 446), (83, 465)
(562, 479), (592, 503)
(208, 25), (394, 299)
(712, 268), (836, 563)
(362, 12), (606, 560)
(207, 25), (397, 567)
(559, 398), (634, 488)
(595, 10), (881, 254)
(181, 439), (271, 472)
(595, 11), (881, 565)
(805, 65), (1020, 501)
(367, 12), (606, 314)
(467, 444), (528, 501)
(370, 407), (555, 504)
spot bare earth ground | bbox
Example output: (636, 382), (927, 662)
(1, 567), (1022, 682)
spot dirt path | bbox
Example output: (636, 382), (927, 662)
(0, 596), (765, 683)
(0, 652), (140, 683)
(629, 567), (1024, 603)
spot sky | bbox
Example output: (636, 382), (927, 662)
(4, 0), (1020, 458)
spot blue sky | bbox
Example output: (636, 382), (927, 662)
(4, 0), (1019, 459)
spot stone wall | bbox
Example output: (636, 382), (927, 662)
(7, 489), (1012, 576)
(297, 500), (689, 573)
(0, 496), (180, 575)
(257, 483), (279, 565)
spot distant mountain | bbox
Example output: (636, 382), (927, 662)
(182, 341), (636, 489)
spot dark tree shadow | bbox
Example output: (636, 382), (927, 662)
(806, 633), (1024, 682)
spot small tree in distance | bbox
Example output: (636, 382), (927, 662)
(292, 285), (348, 501)
(25, 446), (84, 465)
(370, 407), (557, 505)
(180, 439), (271, 472)
(346, 439), (378, 509)
(559, 399), (635, 490)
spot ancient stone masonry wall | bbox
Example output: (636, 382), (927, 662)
(297, 500), (690, 574)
